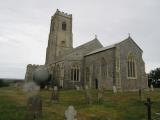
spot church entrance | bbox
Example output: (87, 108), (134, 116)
(95, 79), (98, 89)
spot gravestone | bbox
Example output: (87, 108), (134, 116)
(65, 105), (77, 120)
(26, 95), (42, 120)
(98, 87), (104, 103)
(150, 85), (154, 91)
(75, 85), (80, 91)
(139, 89), (144, 101)
(51, 86), (59, 103)
(144, 98), (152, 120)
(85, 85), (92, 104)
(113, 86), (117, 93)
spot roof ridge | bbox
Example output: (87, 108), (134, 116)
(74, 38), (102, 50)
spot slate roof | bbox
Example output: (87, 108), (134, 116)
(74, 38), (103, 51)
(85, 44), (116, 56)
(85, 36), (142, 56)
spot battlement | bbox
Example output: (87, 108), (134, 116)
(25, 64), (45, 81)
(27, 64), (44, 68)
(54, 9), (72, 18)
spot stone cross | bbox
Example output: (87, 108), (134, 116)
(51, 86), (59, 103)
(65, 105), (77, 120)
(113, 86), (117, 93)
(85, 85), (92, 104)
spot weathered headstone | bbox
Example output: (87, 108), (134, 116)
(26, 95), (42, 120)
(75, 85), (80, 91)
(85, 85), (92, 104)
(113, 86), (117, 93)
(98, 87), (104, 103)
(65, 105), (77, 120)
(144, 98), (152, 120)
(150, 85), (154, 91)
(139, 89), (144, 101)
(51, 86), (59, 103)
(24, 82), (42, 120)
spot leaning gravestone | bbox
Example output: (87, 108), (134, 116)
(85, 85), (92, 104)
(113, 86), (117, 93)
(65, 105), (77, 120)
(26, 95), (42, 120)
(51, 86), (59, 103)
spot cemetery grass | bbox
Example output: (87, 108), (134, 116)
(0, 87), (160, 120)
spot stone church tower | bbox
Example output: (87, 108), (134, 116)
(45, 9), (73, 65)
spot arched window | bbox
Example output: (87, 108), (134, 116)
(62, 22), (66, 31)
(127, 53), (136, 78)
(71, 64), (80, 81)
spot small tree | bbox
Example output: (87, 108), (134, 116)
(0, 79), (9, 87)
(149, 67), (160, 87)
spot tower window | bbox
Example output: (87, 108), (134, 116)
(62, 22), (67, 31)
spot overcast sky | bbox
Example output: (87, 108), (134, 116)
(0, 0), (159, 79)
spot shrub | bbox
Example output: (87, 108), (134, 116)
(0, 79), (9, 87)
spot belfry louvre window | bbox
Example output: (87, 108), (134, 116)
(71, 65), (80, 81)
(62, 22), (66, 31)
(127, 54), (136, 78)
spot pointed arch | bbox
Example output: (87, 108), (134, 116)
(127, 53), (136, 78)
(71, 64), (80, 81)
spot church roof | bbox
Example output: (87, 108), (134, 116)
(85, 43), (116, 56)
(85, 36), (142, 56)
(74, 38), (103, 51)
(119, 36), (143, 52)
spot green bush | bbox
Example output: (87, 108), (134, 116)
(0, 80), (9, 87)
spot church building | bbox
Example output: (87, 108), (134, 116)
(25, 9), (148, 91)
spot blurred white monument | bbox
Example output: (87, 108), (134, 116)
(65, 105), (77, 120)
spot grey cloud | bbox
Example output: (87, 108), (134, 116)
(0, 0), (159, 78)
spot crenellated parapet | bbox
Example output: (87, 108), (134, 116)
(25, 64), (44, 82)
(53, 9), (72, 19)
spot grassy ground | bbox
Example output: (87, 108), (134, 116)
(0, 87), (160, 120)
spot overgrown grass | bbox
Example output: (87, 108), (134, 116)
(0, 87), (160, 120)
